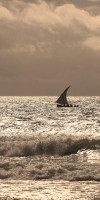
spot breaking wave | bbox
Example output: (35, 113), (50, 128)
(0, 135), (100, 181)
(0, 135), (100, 157)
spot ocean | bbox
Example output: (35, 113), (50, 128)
(0, 96), (100, 199)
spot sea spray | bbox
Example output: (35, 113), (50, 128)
(0, 135), (100, 157)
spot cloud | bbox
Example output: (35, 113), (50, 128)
(82, 36), (100, 50)
(16, 2), (100, 32)
(88, 0), (99, 2)
(0, 44), (36, 55)
(0, 0), (100, 55)
(0, 1), (100, 61)
(0, 0), (100, 95)
(0, 4), (14, 20)
(1, 1), (100, 31)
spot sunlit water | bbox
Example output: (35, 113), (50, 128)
(0, 96), (100, 199)
(0, 96), (100, 138)
(0, 180), (100, 200)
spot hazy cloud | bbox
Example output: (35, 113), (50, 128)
(0, 4), (14, 19)
(0, 0), (100, 95)
(1, 1), (100, 31)
(83, 37), (100, 51)
(0, 44), (36, 54)
(88, 0), (99, 2)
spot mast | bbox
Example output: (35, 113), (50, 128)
(56, 86), (70, 106)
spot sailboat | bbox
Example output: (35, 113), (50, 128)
(56, 86), (78, 107)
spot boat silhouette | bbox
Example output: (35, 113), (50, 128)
(56, 86), (78, 107)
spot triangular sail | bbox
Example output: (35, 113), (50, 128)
(56, 86), (70, 105)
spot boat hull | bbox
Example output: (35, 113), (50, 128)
(57, 104), (78, 107)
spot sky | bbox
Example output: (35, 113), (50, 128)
(0, 0), (100, 96)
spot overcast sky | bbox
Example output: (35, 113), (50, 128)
(0, 0), (100, 96)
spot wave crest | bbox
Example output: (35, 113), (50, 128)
(0, 136), (100, 157)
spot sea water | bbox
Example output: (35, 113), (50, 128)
(0, 96), (100, 138)
(0, 96), (100, 199)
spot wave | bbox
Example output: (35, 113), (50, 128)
(0, 135), (100, 157)
(0, 151), (100, 181)
(0, 135), (100, 181)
